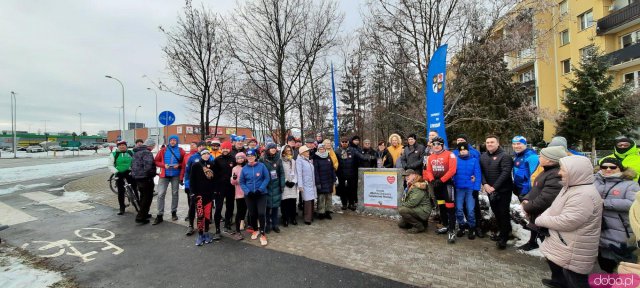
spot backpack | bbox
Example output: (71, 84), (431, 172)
(113, 150), (134, 166)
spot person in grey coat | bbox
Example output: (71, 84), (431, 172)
(399, 133), (425, 171)
(593, 157), (639, 273)
(296, 146), (317, 225)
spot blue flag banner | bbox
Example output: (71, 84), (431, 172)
(426, 44), (448, 146)
(331, 63), (339, 149)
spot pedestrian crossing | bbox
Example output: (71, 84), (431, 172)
(0, 191), (95, 226)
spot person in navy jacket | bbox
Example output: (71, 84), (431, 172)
(240, 149), (271, 246)
(512, 136), (539, 201)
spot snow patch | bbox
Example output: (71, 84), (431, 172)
(0, 158), (108, 185)
(0, 255), (63, 288)
(40, 191), (90, 204)
(0, 183), (50, 196)
(46, 187), (65, 192)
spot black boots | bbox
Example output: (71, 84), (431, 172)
(152, 215), (163, 225)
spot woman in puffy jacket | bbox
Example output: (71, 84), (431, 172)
(593, 157), (639, 273)
(314, 145), (336, 220)
(296, 146), (316, 225)
(230, 152), (247, 239)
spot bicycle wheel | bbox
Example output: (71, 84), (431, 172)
(108, 174), (118, 194)
(125, 185), (139, 212)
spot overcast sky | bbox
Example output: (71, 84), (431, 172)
(0, 0), (363, 135)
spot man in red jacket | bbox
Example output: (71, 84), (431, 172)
(423, 137), (458, 244)
(153, 135), (186, 224)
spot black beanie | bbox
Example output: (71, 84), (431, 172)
(601, 157), (624, 170)
(457, 142), (469, 151)
(408, 133), (417, 140)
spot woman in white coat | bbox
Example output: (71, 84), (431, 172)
(280, 145), (298, 226)
(296, 146), (317, 225)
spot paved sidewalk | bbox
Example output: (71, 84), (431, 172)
(65, 172), (549, 287)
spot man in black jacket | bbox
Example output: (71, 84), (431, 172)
(211, 141), (236, 239)
(360, 139), (377, 168)
(131, 138), (157, 225)
(400, 134), (426, 171)
(336, 136), (372, 210)
(480, 135), (514, 250)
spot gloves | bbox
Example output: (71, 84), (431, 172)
(316, 184), (322, 191)
(285, 181), (295, 188)
(432, 179), (443, 188)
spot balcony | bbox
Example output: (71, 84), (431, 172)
(605, 42), (640, 71)
(597, 1), (640, 35)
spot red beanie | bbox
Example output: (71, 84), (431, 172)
(221, 141), (232, 150)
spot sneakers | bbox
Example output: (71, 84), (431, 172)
(152, 215), (163, 225)
(195, 234), (205, 246)
(251, 231), (259, 240)
(517, 242), (539, 251)
(135, 218), (150, 225)
(232, 231), (244, 241)
(436, 227), (448, 234)
(203, 233), (213, 244)
(223, 226), (235, 235)
(260, 234), (268, 246)
(246, 226), (255, 233)
(185, 226), (194, 236)
(212, 232), (221, 241)
(456, 228), (465, 238)
(448, 232), (456, 244)
(171, 212), (178, 221)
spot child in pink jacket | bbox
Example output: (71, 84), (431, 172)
(231, 152), (247, 239)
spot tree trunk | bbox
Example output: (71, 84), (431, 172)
(591, 137), (597, 165)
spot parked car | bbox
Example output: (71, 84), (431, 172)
(48, 145), (65, 152)
(26, 146), (45, 153)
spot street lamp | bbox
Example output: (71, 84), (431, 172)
(134, 105), (142, 141)
(147, 87), (159, 147)
(41, 119), (49, 154)
(78, 113), (82, 135)
(113, 106), (122, 140)
(105, 75), (125, 140)
(10, 91), (16, 158)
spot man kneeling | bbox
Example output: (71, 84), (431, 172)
(398, 169), (432, 233)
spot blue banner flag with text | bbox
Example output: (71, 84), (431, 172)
(331, 63), (339, 149)
(426, 44), (448, 146)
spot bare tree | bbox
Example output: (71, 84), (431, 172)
(160, 0), (232, 140)
(227, 0), (343, 144)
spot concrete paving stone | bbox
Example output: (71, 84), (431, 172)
(64, 171), (550, 287)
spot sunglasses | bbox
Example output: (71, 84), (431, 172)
(432, 142), (443, 146)
(341, 141), (348, 143)
(601, 165), (618, 170)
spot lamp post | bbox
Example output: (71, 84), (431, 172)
(113, 106), (122, 141)
(41, 120), (49, 155)
(10, 91), (16, 158)
(78, 113), (82, 135)
(147, 87), (159, 146)
(134, 105), (142, 141)
(105, 75), (125, 139)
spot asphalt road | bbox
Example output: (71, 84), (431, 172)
(0, 171), (412, 288)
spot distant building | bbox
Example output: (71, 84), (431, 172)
(107, 125), (254, 145)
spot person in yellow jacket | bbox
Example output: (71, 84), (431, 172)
(600, 137), (640, 183)
(387, 133), (403, 167)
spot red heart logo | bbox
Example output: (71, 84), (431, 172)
(387, 176), (395, 184)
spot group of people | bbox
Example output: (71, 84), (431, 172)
(109, 131), (640, 288)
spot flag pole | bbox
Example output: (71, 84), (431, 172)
(331, 63), (339, 149)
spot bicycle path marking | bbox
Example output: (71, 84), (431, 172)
(21, 228), (124, 263)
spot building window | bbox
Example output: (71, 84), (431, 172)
(559, 0), (568, 15)
(621, 30), (640, 48)
(560, 30), (570, 45)
(561, 59), (571, 74)
(624, 71), (639, 89)
(520, 69), (534, 83)
(579, 10), (594, 31)
(579, 45), (594, 60)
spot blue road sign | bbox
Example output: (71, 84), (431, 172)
(159, 111), (175, 126)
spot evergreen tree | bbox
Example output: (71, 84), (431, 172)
(556, 46), (639, 159)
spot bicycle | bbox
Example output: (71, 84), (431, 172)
(108, 173), (140, 212)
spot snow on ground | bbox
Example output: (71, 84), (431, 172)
(41, 191), (90, 204)
(46, 187), (65, 192)
(0, 255), (63, 288)
(0, 158), (108, 185)
(0, 148), (111, 159)
(0, 183), (49, 196)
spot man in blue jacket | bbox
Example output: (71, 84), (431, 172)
(511, 136), (539, 201)
(453, 142), (482, 240)
(453, 134), (484, 238)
